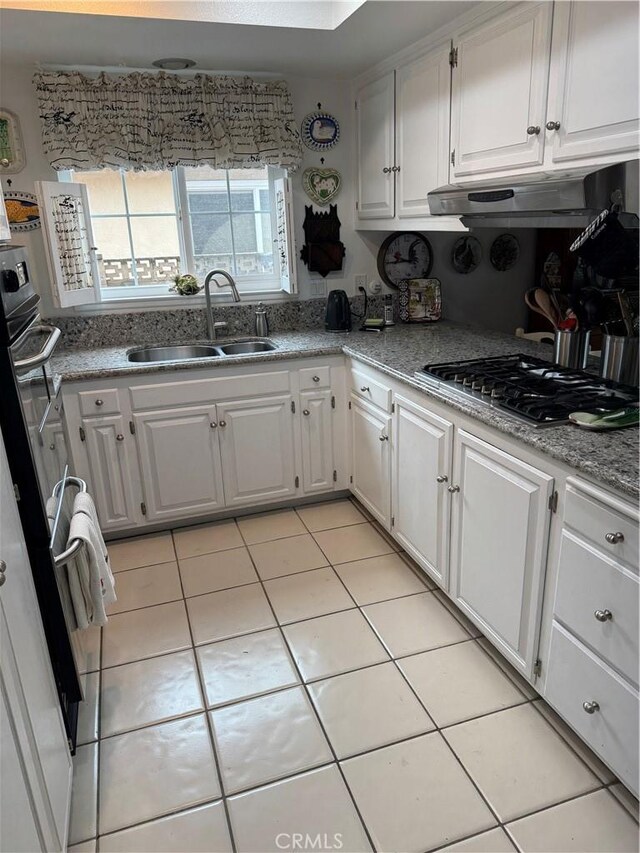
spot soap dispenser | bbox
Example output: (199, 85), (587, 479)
(255, 302), (269, 337)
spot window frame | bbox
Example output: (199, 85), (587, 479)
(59, 165), (285, 303)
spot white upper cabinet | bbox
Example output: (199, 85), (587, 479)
(356, 71), (396, 219)
(396, 42), (452, 218)
(545, 1), (640, 165)
(450, 2), (553, 179)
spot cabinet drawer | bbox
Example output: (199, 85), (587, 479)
(349, 367), (392, 412)
(299, 366), (330, 391)
(130, 371), (291, 410)
(564, 480), (638, 569)
(78, 388), (121, 416)
(555, 530), (639, 685)
(546, 622), (639, 795)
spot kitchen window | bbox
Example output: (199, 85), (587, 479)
(47, 165), (295, 306)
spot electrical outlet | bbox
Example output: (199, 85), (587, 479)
(354, 274), (368, 290)
(310, 278), (326, 297)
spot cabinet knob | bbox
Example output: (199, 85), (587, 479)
(219, 420), (227, 428)
(594, 609), (613, 622)
(95, 399), (104, 406)
(436, 475), (448, 483)
(210, 421), (217, 428)
(582, 700), (600, 715)
(391, 165), (400, 173)
(312, 375), (320, 383)
(605, 532), (624, 544)
(116, 433), (124, 442)
(546, 120), (561, 131)
(526, 125), (541, 135)
(360, 386), (370, 392)
(382, 167), (391, 174)
(448, 484), (460, 493)
(303, 409), (310, 416)
(379, 434), (389, 441)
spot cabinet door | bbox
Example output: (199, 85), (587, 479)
(451, 2), (553, 178)
(350, 395), (391, 528)
(356, 72), (395, 219)
(133, 406), (225, 523)
(82, 415), (139, 531)
(392, 396), (453, 588)
(396, 42), (451, 218)
(300, 390), (334, 495)
(449, 430), (553, 677)
(217, 395), (296, 507)
(546, 1), (639, 165)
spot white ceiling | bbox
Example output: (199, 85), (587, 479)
(0, 1), (480, 78)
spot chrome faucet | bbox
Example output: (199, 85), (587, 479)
(203, 269), (241, 340)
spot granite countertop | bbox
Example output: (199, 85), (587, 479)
(51, 322), (639, 499)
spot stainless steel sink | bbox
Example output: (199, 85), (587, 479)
(216, 340), (277, 355)
(128, 345), (221, 363)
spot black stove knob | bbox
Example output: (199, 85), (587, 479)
(2, 268), (20, 293)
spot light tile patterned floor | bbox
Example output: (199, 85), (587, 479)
(70, 499), (639, 853)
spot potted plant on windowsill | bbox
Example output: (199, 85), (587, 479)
(170, 274), (201, 295)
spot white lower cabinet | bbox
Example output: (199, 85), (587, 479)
(80, 414), (140, 531)
(300, 389), (334, 494)
(350, 394), (391, 528)
(448, 429), (554, 678)
(133, 405), (225, 522)
(216, 395), (297, 507)
(392, 394), (452, 588)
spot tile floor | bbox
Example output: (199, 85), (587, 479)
(68, 499), (639, 853)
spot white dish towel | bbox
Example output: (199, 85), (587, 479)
(67, 492), (117, 629)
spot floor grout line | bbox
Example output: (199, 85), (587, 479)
(91, 498), (633, 850)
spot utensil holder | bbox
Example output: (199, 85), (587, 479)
(600, 335), (639, 386)
(553, 329), (591, 369)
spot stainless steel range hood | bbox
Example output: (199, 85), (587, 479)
(428, 160), (639, 228)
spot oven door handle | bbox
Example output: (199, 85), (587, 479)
(14, 325), (61, 374)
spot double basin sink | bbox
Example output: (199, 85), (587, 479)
(128, 338), (277, 363)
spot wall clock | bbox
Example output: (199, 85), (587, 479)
(301, 111), (340, 151)
(377, 231), (433, 288)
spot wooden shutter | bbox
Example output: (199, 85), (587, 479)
(274, 176), (298, 295)
(35, 181), (100, 308)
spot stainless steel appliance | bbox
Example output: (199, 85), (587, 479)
(600, 335), (640, 386)
(325, 289), (352, 332)
(416, 353), (638, 427)
(0, 245), (81, 746)
(428, 161), (639, 228)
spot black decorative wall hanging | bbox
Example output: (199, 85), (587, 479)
(300, 204), (345, 278)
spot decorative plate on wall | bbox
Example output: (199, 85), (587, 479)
(452, 235), (482, 274)
(302, 167), (342, 205)
(3, 191), (40, 232)
(490, 233), (520, 271)
(398, 278), (442, 323)
(301, 111), (340, 151)
(377, 232), (433, 288)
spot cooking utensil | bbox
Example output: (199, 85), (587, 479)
(525, 288), (559, 329)
(534, 288), (562, 328)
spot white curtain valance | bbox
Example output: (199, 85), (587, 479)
(33, 70), (303, 172)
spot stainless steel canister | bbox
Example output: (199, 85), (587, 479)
(553, 329), (591, 369)
(600, 334), (639, 386)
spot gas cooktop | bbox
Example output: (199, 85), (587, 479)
(415, 353), (638, 427)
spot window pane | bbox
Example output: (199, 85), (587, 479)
(230, 190), (255, 212)
(75, 170), (125, 215)
(193, 255), (233, 280)
(92, 217), (134, 286)
(188, 192), (228, 213)
(232, 213), (258, 254)
(259, 189), (270, 211)
(125, 171), (176, 214)
(130, 216), (180, 283)
(190, 213), (233, 256)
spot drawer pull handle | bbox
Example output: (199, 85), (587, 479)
(605, 532), (624, 544)
(360, 386), (370, 392)
(594, 609), (613, 622)
(448, 485), (460, 493)
(436, 475), (448, 483)
(582, 700), (600, 714)
(116, 433), (124, 442)
(95, 399), (104, 407)
(312, 375), (320, 383)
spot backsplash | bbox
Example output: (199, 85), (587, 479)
(48, 295), (393, 350)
